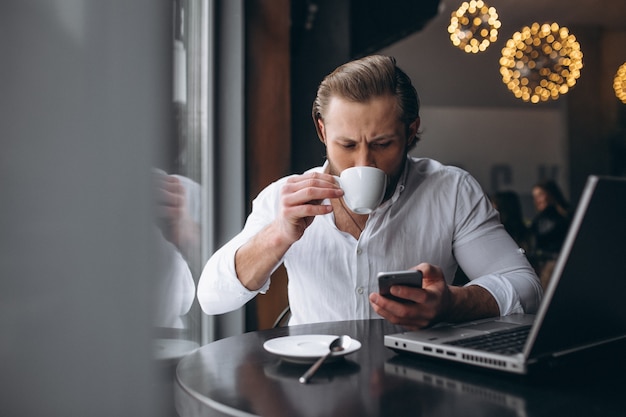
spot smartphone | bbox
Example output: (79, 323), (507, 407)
(377, 270), (423, 303)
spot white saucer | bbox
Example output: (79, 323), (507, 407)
(263, 334), (361, 364)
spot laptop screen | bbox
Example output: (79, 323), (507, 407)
(527, 176), (626, 359)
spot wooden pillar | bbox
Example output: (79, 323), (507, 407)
(245, 0), (291, 330)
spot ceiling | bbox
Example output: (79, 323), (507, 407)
(380, 0), (626, 108)
(438, 0), (626, 31)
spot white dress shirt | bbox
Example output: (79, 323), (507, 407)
(197, 157), (542, 325)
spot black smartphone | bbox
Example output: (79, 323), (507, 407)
(377, 270), (423, 303)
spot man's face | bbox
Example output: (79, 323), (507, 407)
(318, 95), (416, 189)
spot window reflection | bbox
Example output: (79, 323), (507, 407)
(153, 170), (199, 330)
(153, 0), (203, 360)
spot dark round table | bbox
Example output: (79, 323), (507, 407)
(175, 319), (626, 417)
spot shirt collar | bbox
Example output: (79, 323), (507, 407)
(385, 156), (410, 207)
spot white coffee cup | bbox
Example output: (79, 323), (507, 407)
(334, 166), (386, 214)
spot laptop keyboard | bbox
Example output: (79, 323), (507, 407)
(444, 326), (531, 355)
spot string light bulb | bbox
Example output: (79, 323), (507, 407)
(448, 0), (500, 54)
(614, 63), (626, 104)
(499, 23), (583, 103)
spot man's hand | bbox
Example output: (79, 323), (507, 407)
(234, 172), (343, 291)
(155, 174), (194, 249)
(369, 263), (451, 329)
(275, 172), (344, 244)
(369, 263), (499, 330)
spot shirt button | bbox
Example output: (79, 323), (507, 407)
(356, 287), (364, 294)
(356, 248), (362, 255)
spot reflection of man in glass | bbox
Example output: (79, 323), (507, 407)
(198, 55), (542, 328)
(155, 172), (201, 264)
(153, 169), (199, 329)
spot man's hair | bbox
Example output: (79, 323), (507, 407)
(312, 55), (421, 149)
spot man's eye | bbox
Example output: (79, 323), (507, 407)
(342, 143), (356, 149)
(373, 142), (392, 148)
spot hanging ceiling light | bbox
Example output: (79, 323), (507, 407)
(614, 63), (626, 104)
(448, 0), (500, 54)
(499, 23), (583, 103)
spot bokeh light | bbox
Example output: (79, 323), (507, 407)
(499, 23), (583, 103)
(448, 0), (501, 54)
(614, 62), (626, 104)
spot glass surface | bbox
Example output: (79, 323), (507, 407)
(152, 0), (206, 356)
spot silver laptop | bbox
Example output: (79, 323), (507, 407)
(384, 175), (626, 374)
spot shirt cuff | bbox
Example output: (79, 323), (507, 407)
(465, 274), (524, 316)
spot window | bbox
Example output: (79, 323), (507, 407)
(153, 0), (246, 356)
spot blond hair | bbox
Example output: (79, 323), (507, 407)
(312, 55), (420, 148)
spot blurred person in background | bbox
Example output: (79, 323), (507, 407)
(529, 179), (571, 289)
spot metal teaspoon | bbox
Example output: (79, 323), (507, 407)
(299, 335), (352, 384)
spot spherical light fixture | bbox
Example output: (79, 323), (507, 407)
(448, 0), (500, 54)
(499, 23), (583, 103)
(614, 62), (626, 104)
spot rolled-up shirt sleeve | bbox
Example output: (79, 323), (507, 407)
(458, 239), (543, 315)
(196, 180), (283, 315)
(452, 176), (543, 315)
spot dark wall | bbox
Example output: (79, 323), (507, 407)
(350, 0), (440, 58)
(567, 27), (626, 203)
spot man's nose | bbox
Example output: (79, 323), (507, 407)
(354, 149), (375, 167)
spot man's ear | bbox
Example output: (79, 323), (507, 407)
(408, 118), (420, 146)
(317, 118), (326, 144)
(409, 118), (420, 138)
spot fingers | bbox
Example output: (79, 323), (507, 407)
(156, 175), (185, 205)
(279, 173), (343, 219)
(387, 284), (427, 304)
(414, 263), (444, 282)
(155, 176), (187, 222)
(272, 172), (344, 243)
(369, 263), (448, 329)
(370, 292), (433, 329)
(281, 172), (343, 206)
(284, 171), (337, 186)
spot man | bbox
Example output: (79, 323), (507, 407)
(198, 55), (542, 328)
